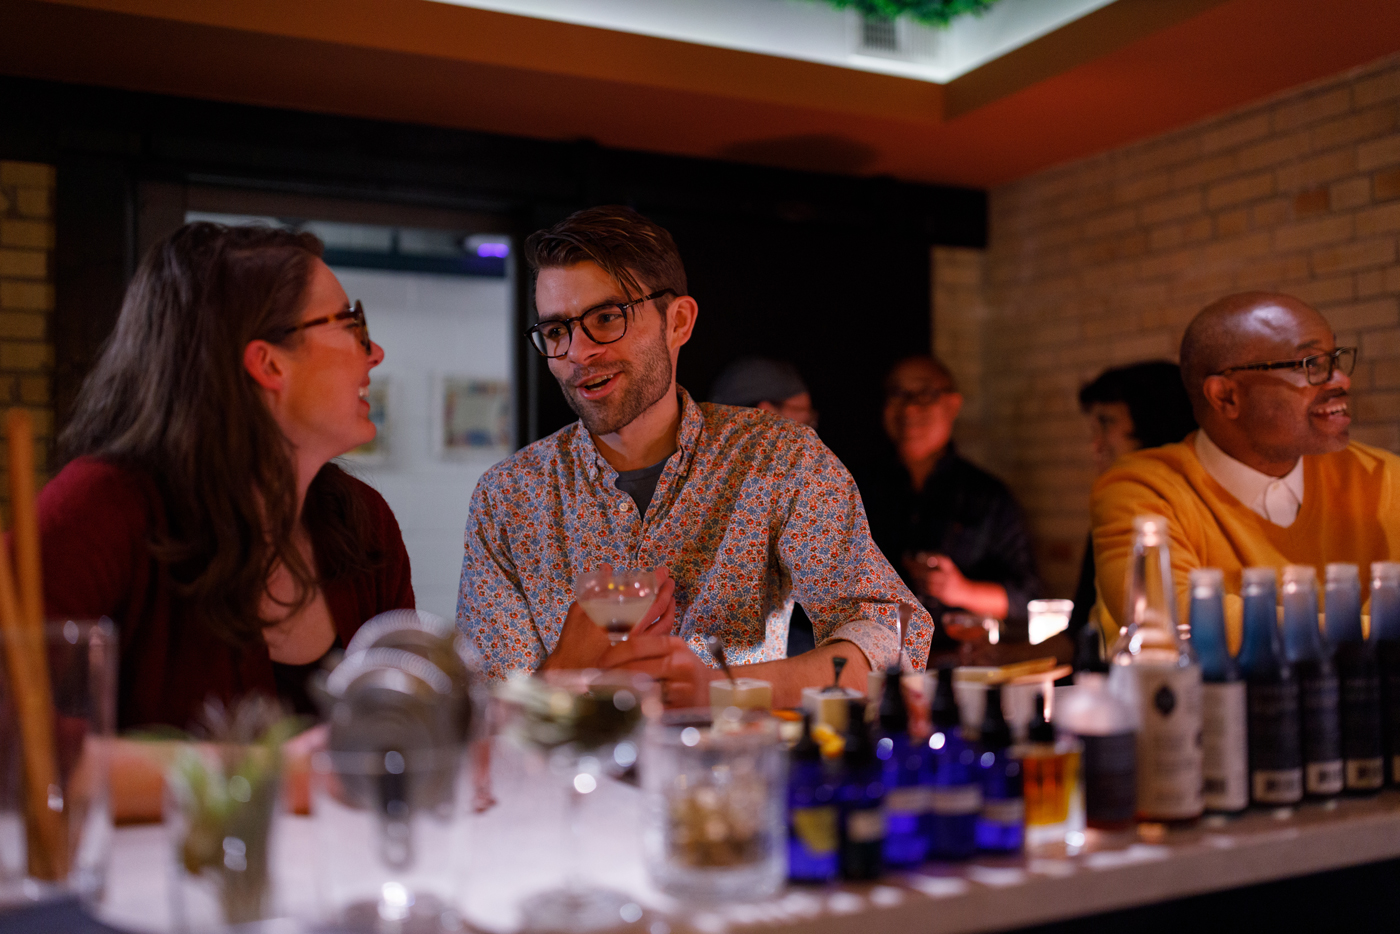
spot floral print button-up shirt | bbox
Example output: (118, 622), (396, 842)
(457, 389), (933, 681)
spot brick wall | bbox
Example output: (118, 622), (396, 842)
(937, 52), (1400, 600)
(0, 161), (56, 517)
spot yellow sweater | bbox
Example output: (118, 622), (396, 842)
(1091, 434), (1400, 651)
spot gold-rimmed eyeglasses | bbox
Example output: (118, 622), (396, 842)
(275, 300), (371, 354)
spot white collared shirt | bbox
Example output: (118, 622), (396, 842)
(1194, 430), (1305, 527)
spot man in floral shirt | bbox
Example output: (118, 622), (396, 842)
(456, 206), (933, 707)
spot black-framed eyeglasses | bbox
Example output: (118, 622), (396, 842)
(885, 387), (951, 407)
(525, 290), (673, 358)
(1214, 346), (1356, 386)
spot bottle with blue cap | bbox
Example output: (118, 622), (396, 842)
(1190, 567), (1247, 812)
(1326, 563), (1383, 793)
(1237, 567), (1303, 805)
(1281, 565), (1343, 797)
(1368, 562), (1400, 785)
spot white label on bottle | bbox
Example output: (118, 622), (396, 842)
(1132, 661), (1205, 820)
(1252, 769), (1303, 804)
(884, 786), (930, 815)
(1201, 681), (1249, 811)
(981, 798), (1025, 826)
(928, 785), (983, 816)
(846, 808), (885, 843)
(1306, 761), (1344, 796)
(1345, 759), (1384, 790)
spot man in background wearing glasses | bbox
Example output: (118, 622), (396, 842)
(1092, 291), (1400, 639)
(457, 206), (933, 706)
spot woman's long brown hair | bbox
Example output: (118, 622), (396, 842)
(59, 222), (379, 646)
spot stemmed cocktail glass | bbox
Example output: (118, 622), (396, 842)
(574, 569), (658, 644)
(496, 670), (659, 932)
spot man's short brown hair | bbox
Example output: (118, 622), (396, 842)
(524, 205), (687, 302)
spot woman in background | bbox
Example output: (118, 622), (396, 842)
(1070, 361), (1197, 657)
(40, 222), (413, 733)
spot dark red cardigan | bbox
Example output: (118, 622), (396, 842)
(37, 457), (414, 732)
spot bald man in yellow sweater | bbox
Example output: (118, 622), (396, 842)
(1091, 292), (1400, 647)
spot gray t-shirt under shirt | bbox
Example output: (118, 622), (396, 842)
(614, 454), (672, 518)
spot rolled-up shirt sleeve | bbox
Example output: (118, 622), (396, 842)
(456, 479), (547, 682)
(780, 441), (934, 670)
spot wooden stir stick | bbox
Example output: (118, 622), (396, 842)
(0, 409), (66, 878)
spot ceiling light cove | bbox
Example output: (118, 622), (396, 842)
(430, 0), (1118, 83)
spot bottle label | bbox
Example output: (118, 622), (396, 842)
(1385, 666), (1400, 783)
(1345, 758), (1384, 790)
(1132, 662), (1204, 820)
(845, 808), (885, 843)
(791, 806), (838, 855)
(1082, 732), (1136, 825)
(1247, 679), (1303, 795)
(928, 785), (983, 816)
(980, 798), (1024, 826)
(883, 786), (930, 815)
(1305, 761), (1344, 795)
(1339, 660), (1383, 790)
(1201, 681), (1249, 811)
(1299, 666), (1343, 795)
(1252, 768), (1303, 803)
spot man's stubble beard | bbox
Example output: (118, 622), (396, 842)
(557, 328), (674, 436)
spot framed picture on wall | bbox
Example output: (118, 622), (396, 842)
(342, 377), (389, 463)
(435, 376), (512, 457)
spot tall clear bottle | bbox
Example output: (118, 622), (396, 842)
(1189, 568), (1248, 812)
(1236, 567), (1303, 805)
(1325, 563), (1383, 793)
(1106, 514), (1203, 821)
(1281, 565), (1343, 797)
(1370, 562), (1400, 785)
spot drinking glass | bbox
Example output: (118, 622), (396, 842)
(0, 619), (116, 903)
(1028, 599), (1074, 646)
(310, 746), (468, 933)
(496, 670), (659, 932)
(641, 709), (786, 903)
(942, 611), (1000, 664)
(167, 742), (284, 932)
(574, 570), (658, 644)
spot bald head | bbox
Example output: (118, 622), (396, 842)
(1179, 292), (1331, 410)
(1179, 291), (1351, 475)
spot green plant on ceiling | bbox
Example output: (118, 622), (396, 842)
(803, 0), (1001, 28)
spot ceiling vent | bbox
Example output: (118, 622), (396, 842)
(853, 13), (940, 63)
(860, 15), (899, 54)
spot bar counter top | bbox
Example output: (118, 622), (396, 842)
(94, 737), (1400, 934)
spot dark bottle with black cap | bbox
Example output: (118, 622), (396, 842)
(787, 712), (839, 883)
(876, 666), (930, 867)
(975, 685), (1024, 852)
(926, 667), (981, 860)
(837, 698), (885, 880)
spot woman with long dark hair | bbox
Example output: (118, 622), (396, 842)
(40, 222), (412, 731)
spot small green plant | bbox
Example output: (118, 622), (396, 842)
(805, 0), (1000, 28)
(170, 698), (302, 926)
